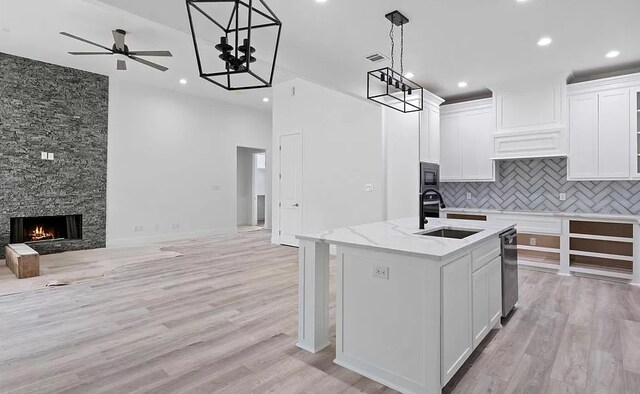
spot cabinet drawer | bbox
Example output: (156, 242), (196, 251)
(472, 239), (500, 272)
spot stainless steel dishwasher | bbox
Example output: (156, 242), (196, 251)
(500, 228), (518, 317)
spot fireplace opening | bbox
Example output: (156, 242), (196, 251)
(10, 215), (82, 244)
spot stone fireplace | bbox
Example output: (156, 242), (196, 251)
(0, 52), (108, 259)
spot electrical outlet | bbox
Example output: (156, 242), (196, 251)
(373, 265), (389, 280)
(134, 225), (144, 232)
(559, 193), (567, 201)
(530, 237), (537, 246)
(364, 184), (374, 192)
(47, 152), (54, 160)
(466, 192), (472, 200)
(41, 152), (47, 160)
(291, 86), (296, 96)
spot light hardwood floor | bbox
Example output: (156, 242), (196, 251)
(1, 230), (639, 393)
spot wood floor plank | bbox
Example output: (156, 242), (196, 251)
(550, 323), (592, 389)
(620, 319), (640, 374)
(0, 230), (636, 394)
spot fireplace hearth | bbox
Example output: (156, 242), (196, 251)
(10, 215), (82, 244)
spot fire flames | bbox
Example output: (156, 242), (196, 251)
(28, 226), (55, 241)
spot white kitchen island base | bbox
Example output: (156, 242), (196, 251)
(296, 218), (513, 394)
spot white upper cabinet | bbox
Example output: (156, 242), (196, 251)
(633, 87), (640, 178)
(492, 79), (567, 159)
(567, 73), (640, 180)
(440, 99), (495, 182)
(420, 92), (445, 164)
(568, 93), (599, 179)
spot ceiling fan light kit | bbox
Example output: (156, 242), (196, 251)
(367, 10), (424, 113)
(185, 0), (282, 91)
(60, 29), (173, 72)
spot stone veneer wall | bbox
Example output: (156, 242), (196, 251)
(441, 158), (640, 215)
(0, 52), (108, 258)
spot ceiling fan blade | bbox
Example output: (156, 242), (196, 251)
(128, 55), (168, 72)
(112, 30), (126, 51)
(68, 52), (113, 55)
(60, 32), (112, 52)
(128, 50), (173, 57)
(117, 59), (127, 71)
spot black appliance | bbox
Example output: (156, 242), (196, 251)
(419, 162), (441, 220)
(500, 228), (519, 317)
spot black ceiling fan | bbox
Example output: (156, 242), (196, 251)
(60, 29), (172, 72)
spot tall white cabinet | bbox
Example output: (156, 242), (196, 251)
(567, 73), (640, 180)
(440, 98), (495, 182)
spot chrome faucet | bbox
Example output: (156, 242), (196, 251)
(420, 189), (446, 229)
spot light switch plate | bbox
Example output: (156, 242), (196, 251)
(47, 152), (54, 160)
(41, 152), (47, 160)
(364, 184), (374, 192)
(466, 192), (472, 200)
(559, 193), (566, 201)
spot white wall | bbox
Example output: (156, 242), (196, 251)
(272, 78), (385, 241)
(385, 109), (420, 219)
(107, 79), (271, 246)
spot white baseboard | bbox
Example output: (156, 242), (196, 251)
(106, 227), (235, 248)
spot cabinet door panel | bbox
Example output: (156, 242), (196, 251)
(472, 266), (489, 348)
(420, 107), (441, 164)
(488, 257), (503, 328)
(599, 89), (630, 178)
(568, 93), (598, 179)
(460, 109), (495, 181)
(441, 254), (472, 384)
(440, 116), (462, 180)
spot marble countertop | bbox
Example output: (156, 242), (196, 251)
(442, 207), (640, 223)
(296, 217), (515, 260)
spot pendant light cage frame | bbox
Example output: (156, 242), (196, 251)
(367, 10), (424, 113)
(186, 0), (282, 91)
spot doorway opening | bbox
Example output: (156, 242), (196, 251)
(237, 147), (267, 233)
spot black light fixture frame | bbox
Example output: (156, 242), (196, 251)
(367, 10), (424, 113)
(186, 0), (282, 91)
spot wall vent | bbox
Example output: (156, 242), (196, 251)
(365, 52), (388, 63)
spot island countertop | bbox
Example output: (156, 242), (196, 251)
(296, 217), (516, 260)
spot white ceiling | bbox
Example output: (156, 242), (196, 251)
(2, 0), (640, 104)
(0, 0), (288, 109)
(90, 0), (640, 100)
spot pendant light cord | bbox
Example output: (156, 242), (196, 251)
(400, 23), (404, 80)
(389, 22), (395, 71)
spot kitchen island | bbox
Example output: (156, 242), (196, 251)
(296, 217), (516, 394)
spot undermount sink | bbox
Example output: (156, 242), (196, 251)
(417, 228), (480, 239)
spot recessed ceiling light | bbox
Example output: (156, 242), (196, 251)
(606, 50), (620, 58)
(516, 0), (529, 3)
(315, 0), (327, 3)
(537, 37), (552, 47)
(263, 97), (270, 103)
(458, 81), (468, 88)
(179, 78), (187, 85)
(404, 72), (415, 79)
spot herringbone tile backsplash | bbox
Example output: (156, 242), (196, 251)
(441, 158), (640, 215)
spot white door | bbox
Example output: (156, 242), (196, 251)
(598, 89), (630, 179)
(279, 133), (303, 246)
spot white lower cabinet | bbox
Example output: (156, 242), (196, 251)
(441, 239), (502, 386)
(472, 265), (490, 348)
(472, 256), (502, 348)
(441, 254), (472, 385)
(488, 258), (503, 328)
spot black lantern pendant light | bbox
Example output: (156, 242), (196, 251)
(186, 0), (282, 90)
(367, 10), (424, 113)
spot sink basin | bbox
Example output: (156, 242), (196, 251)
(418, 228), (480, 239)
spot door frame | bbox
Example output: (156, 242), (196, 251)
(278, 131), (303, 246)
